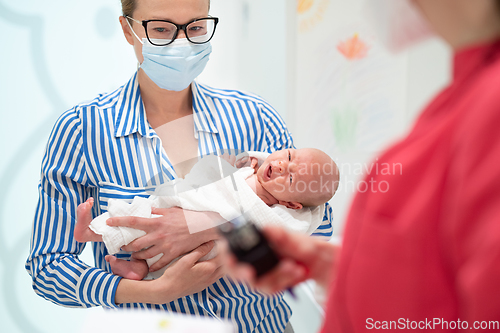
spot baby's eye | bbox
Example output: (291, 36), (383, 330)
(290, 174), (293, 185)
(288, 150), (291, 161)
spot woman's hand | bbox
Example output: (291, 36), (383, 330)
(115, 241), (225, 305)
(225, 225), (340, 294)
(106, 207), (222, 272)
(155, 240), (225, 300)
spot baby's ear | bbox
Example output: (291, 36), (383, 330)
(278, 200), (303, 210)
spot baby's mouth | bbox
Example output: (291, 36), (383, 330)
(266, 164), (272, 180)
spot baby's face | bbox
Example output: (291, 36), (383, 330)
(256, 148), (338, 206)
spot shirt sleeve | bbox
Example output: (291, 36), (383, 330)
(25, 108), (121, 308)
(258, 102), (334, 240)
(444, 86), (500, 322)
(311, 203), (334, 239)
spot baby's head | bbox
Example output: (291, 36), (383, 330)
(256, 148), (339, 209)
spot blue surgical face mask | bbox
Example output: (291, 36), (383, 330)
(127, 20), (212, 91)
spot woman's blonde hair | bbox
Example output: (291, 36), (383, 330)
(120, 0), (210, 17)
(121, 0), (135, 17)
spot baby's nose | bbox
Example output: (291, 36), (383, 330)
(274, 161), (286, 173)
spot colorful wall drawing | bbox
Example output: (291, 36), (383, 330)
(293, 0), (411, 234)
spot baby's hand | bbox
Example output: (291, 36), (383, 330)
(220, 153), (236, 166)
(236, 155), (258, 171)
(249, 158), (259, 171)
(235, 155), (249, 168)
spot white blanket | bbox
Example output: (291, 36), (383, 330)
(90, 154), (324, 279)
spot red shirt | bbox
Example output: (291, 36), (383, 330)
(323, 40), (500, 332)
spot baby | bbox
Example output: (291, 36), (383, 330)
(241, 148), (339, 210)
(75, 148), (339, 280)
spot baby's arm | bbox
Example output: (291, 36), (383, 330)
(74, 198), (103, 243)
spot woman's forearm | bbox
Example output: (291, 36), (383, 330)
(114, 278), (176, 305)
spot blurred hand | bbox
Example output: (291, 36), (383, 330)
(106, 207), (221, 272)
(225, 225), (340, 294)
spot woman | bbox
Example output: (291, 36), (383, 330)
(25, 0), (333, 332)
(230, 0), (500, 331)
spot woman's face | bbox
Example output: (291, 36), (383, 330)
(412, 0), (500, 49)
(120, 0), (210, 63)
(410, 0), (457, 40)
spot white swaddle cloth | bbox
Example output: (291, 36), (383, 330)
(90, 153), (325, 279)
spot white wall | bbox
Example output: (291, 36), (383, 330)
(200, 0), (289, 117)
(0, 2), (133, 332)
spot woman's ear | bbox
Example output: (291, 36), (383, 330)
(119, 16), (135, 46)
(278, 200), (303, 210)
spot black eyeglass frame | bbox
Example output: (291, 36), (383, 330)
(126, 16), (219, 46)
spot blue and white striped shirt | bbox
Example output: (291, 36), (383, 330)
(26, 72), (333, 333)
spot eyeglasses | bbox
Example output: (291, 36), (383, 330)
(126, 16), (219, 46)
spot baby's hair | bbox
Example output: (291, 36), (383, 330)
(301, 178), (339, 207)
(301, 154), (340, 207)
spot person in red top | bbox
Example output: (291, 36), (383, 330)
(227, 0), (500, 331)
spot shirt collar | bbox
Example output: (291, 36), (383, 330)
(453, 38), (500, 81)
(114, 74), (219, 138)
(114, 72), (151, 138)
